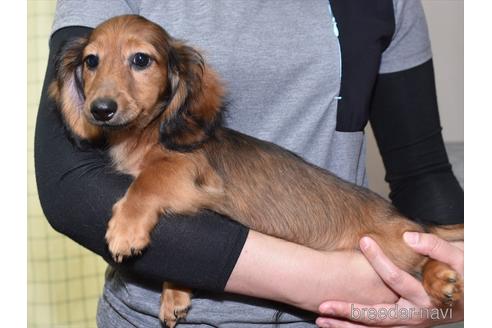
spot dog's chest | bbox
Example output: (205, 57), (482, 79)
(109, 141), (153, 177)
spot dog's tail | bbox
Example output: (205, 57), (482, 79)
(427, 224), (464, 242)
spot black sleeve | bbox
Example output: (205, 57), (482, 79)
(369, 59), (464, 226)
(34, 26), (249, 291)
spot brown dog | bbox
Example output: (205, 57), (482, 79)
(49, 15), (463, 327)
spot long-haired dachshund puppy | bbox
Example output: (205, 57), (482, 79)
(50, 15), (463, 327)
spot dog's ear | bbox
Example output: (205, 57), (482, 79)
(49, 37), (102, 143)
(159, 41), (224, 152)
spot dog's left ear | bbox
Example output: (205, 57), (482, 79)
(159, 41), (224, 152)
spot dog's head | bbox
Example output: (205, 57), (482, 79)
(50, 15), (224, 151)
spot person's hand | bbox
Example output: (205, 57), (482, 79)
(316, 232), (464, 327)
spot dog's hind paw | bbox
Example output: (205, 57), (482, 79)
(422, 260), (463, 308)
(160, 285), (192, 328)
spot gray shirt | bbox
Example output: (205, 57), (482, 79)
(52, 1), (432, 326)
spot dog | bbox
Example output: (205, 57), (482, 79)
(49, 15), (463, 327)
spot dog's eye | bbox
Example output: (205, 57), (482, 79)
(131, 53), (151, 70)
(84, 54), (99, 70)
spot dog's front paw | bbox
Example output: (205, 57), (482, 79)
(105, 200), (151, 263)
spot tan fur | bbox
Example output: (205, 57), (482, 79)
(50, 15), (464, 327)
(422, 260), (463, 308)
(161, 283), (192, 326)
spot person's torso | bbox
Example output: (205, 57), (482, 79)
(139, 0), (367, 183)
(54, 1), (400, 326)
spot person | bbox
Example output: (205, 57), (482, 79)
(35, 0), (464, 327)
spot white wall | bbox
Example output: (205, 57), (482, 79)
(367, 0), (464, 196)
(422, 0), (464, 142)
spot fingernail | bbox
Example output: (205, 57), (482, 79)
(360, 237), (370, 251)
(404, 232), (418, 245)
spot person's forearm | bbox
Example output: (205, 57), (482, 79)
(225, 231), (398, 312)
(370, 59), (463, 225)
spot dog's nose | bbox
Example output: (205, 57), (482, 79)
(90, 98), (117, 122)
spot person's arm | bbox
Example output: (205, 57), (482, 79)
(368, 0), (463, 225)
(226, 231), (398, 312)
(370, 59), (463, 225)
(36, 26), (398, 308)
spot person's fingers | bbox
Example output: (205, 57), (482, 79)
(403, 232), (463, 275)
(359, 237), (430, 305)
